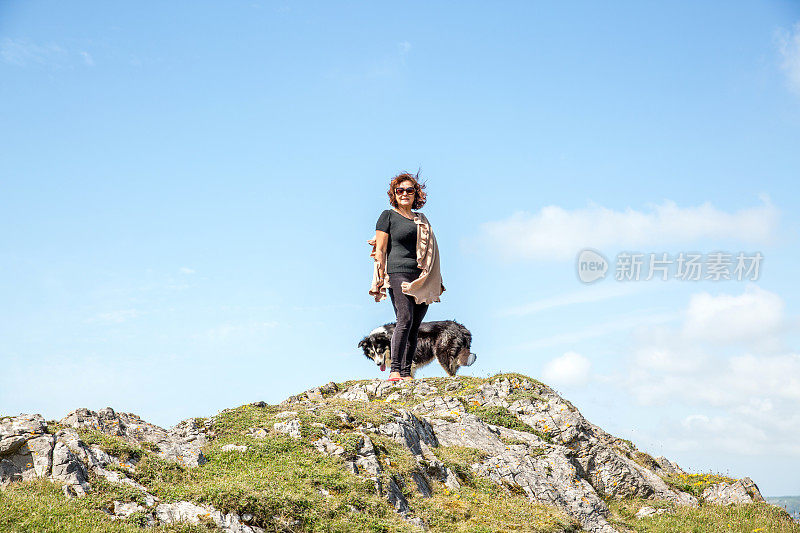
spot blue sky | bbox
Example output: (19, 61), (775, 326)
(2, 1), (800, 496)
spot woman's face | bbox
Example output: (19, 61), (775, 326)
(395, 180), (416, 208)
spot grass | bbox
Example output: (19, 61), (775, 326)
(0, 477), (211, 533)
(604, 495), (800, 532)
(430, 445), (490, 488)
(405, 479), (581, 533)
(160, 405), (417, 531)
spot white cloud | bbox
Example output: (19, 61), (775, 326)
(472, 196), (778, 262)
(618, 286), (800, 455)
(681, 284), (786, 349)
(542, 351), (591, 387)
(777, 21), (800, 95)
(179, 267), (196, 274)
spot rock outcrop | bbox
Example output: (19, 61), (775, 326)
(0, 375), (773, 533)
(60, 407), (208, 467)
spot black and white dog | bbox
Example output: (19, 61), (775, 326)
(358, 320), (477, 377)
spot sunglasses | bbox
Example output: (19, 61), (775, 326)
(395, 187), (415, 196)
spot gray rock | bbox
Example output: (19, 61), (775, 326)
(354, 433), (382, 476)
(377, 410), (438, 455)
(314, 436), (344, 456)
(411, 471), (432, 497)
(653, 455), (685, 474)
(51, 440), (90, 497)
(338, 385), (369, 402)
(155, 501), (264, 533)
(386, 475), (410, 513)
(634, 505), (669, 518)
(59, 407), (207, 467)
(413, 382), (437, 396)
(273, 418), (301, 439)
(0, 414), (48, 441)
(701, 480), (755, 505)
(113, 500), (145, 518)
(739, 476), (765, 502)
(158, 418), (208, 467)
(0, 436), (27, 456)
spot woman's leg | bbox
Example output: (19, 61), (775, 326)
(387, 272), (418, 376)
(401, 300), (428, 377)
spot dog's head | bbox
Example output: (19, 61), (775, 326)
(357, 325), (392, 372)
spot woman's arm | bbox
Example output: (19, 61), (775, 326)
(373, 229), (389, 275)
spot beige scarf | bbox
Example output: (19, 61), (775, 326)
(368, 211), (445, 304)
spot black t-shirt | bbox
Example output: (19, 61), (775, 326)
(375, 209), (422, 274)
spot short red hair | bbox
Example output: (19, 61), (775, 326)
(386, 170), (427, 209)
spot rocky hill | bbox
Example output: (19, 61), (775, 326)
(1, 373), (797, 532)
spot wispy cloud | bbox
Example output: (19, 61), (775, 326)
(1, 38), (67, 67)
(179, 267), (196, 274)
(497, 282), (648, 317)
(777, 21), (800, 95)
(470, 195), (779, 262)
(1, 38), (95, 69)
(509, 308), (679, 351)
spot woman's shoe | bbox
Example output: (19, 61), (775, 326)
(401, 376), (414, 381)
(387, 372), (402, 382)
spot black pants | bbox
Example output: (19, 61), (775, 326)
(388, 270), (429, 376)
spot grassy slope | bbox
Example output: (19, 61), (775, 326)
(0, 373), (797, 532)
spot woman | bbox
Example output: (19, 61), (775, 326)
(368, 171), (445, 382)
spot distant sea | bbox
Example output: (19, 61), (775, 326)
(766, 496), (800, 522)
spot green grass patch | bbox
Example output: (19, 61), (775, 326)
(208, 404), (281, 437)
(0, 477), (209, 532)
(604, 496), (800, 532)
(430, 445), (489, 489)
(324, 398), (397, 427)
(137, 430), (416, 531)
(405, 478), (581, 532)
(127, 453), (188, 486)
